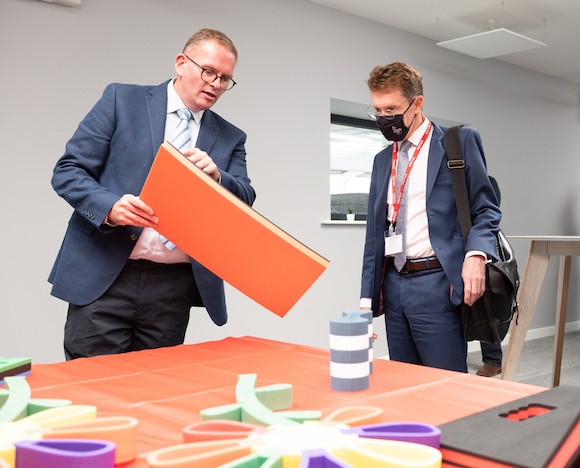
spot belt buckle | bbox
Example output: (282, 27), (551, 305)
(399, 262), (410, 274)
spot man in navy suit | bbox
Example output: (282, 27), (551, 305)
(49, 29), (256, 360)
(360, 62), (501, 372)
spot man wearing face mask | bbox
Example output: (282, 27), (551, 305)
(359, 62), (501, 372)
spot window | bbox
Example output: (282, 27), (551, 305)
(330, 99), (389, 220)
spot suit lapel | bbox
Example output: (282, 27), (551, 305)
(373, 149), (392, 235)
(426, 124), (446, 199)
(145, 81), (170, 156)
(196, 111), (220, 153)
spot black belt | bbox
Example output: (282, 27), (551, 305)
(387, 256), (442, 274)
(125, 259), (191, 271)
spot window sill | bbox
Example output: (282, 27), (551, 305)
(321, 220), (366, 225)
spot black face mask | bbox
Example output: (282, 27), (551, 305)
(375, 99), (415, 142)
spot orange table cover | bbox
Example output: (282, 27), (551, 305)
(26, 337), (545, 467)
(139, 143), (329, 317)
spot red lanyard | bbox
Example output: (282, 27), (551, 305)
(390, 121), (432, 228)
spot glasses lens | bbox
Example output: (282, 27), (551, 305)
(201, 69), (217, 83)
(377, 114), (398, 121)
(200, 69), (235, 90)
(220, 79), (234, 90)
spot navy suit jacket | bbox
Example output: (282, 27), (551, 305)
(360, 123), (501, 316)
(49, 81), (256, 326)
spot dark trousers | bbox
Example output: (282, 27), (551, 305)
(383, 265), (467, 372)
(480, 341), (503, 366)
(64, 260), (199, 360)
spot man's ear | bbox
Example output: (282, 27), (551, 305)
(413, 95), (424, 113)
(175, 53), (187, 77)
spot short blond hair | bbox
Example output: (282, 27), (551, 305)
(183, 28), (238, 60)
(367, 61), (423, 100)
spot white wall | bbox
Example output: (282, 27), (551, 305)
(1, 0), (579, 363)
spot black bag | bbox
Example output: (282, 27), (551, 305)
(445, 126), (520, 344)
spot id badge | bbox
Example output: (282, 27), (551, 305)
(385, 232), (403, 256)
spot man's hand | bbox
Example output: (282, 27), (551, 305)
(106, 194), (158, 228)
(462, 254), (486, 306)
(183, 148), (221, 182)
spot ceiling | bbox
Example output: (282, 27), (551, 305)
(309, 0), (580, 85)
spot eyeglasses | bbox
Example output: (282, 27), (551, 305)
(366, 98), (415, 121)
(183, 54), (237, 91)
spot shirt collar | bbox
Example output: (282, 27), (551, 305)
(167, 79), (205, 124)
(406, 116), (431, 147)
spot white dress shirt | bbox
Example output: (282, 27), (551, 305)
(129, 79), (204, 264)
(387, 118), (435, 260)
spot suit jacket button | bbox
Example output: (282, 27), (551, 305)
(130, 234), (138, 241)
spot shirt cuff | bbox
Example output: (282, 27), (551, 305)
(465, 250), (487, 260)
(360, 297), (372, 309)
(103, 214), (117, 227)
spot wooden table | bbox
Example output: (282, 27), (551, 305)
(503, 236), (580, 386)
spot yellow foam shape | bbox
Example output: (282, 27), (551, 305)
(18, 404), (97, 429)
(331, 438), (442, 467)
(146, 439), (251, 467)
(280, 453), (301, 468)
(43, 416), (139, 464)
(322, 406), (384, 426)
(0, 443), (14, 468)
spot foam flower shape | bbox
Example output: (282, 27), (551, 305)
(147, 374), (442, 467)
(0, 378), (138, 467)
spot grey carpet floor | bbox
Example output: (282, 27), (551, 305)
(467, 330), (580, 387)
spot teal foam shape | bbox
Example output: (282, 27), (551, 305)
(236, 374), (299, 427)
(0, 377), (30, 422)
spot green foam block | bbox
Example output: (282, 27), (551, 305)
(199, 403), (242, 421)
(236, 374), (298, 427)
(0, 376), (31, 422)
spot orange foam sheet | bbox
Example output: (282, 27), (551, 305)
(140, 142), (329, 317)
(26, 337), (547, 467)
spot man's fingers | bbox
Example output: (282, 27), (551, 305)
(109, 195), (158, 227)
(129, 196), (154, 216)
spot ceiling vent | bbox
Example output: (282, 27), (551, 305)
(38, 0), (81, 7)
(437, 27), (546, 59)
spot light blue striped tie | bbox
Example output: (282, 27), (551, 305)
(394, 140), (412, 271)
(160, 108), (193, 251)
(172, 108), (193, 151)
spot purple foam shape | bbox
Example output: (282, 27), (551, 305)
(299, 448), (352, 467)
(14, 439), (115, 468)
(342, 422), (441, 448)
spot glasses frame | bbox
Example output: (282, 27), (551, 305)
(183, 54), (237, 91)
(367, 97), (416, 121)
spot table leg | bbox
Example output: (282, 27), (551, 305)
(502, 241), (550, 381)
(552, 255), (571, 387)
